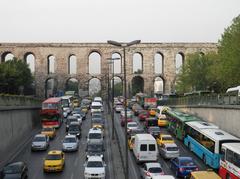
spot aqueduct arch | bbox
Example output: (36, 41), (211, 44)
(0, 43), (217, 98)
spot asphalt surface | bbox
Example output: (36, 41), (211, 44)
(12, 109), (114, 179)
(114, 110), (208, 179)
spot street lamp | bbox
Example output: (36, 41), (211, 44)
(107, 40), (141, 179)
(107, 57), (120, 140)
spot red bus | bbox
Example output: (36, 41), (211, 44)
(219, 142), (240, 179)
(40, 97), (63, 128)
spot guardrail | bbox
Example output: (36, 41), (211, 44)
(0, 94), (42, 107)
(162, 94), (240, 106)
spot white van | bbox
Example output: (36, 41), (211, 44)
(133, 134), (158, 163)
(91, 102), (103, 113)
(94, 97), (103, 104)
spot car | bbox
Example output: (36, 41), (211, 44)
(151, 175), (175, 179)
(72, 113), (82, 125)
(121, 117), (133, 127)
(72, 107), (86, 120)
(73, 99), (79, 107)
(31, 134), (49, 151)
(67, 122), (81, 138)
(140, 162), (164, 179)
(115, 104), (124, 112)
(127, 122), (139, 134)
(66, 115), (79, 132)
(128, 127), (145, 137)
(43, 150), (65, 172)
(156, 134), (174, 146)
(120, 109), (133, 118)
(147, 126), (161, 138)
(138, 110), (150, 121)
(159, 143), (180, 159)
(91, 117), (104, 130)
(170, 157), (198, 178)
(41, 127), (56, 139)
(134, 106), (143, 116)
(87, 127), (104, 143)
(128, 135), (135, 150)
(85, 140), (105, 159)
(2, 162), (28, 179)
(81, 106), (89, 114)
(157, 115), (169, 127)
(84, 156), (106, 179)
(148, 108), (159, 117)
(62, 135), (79, 152)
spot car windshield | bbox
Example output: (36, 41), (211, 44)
(148, 167), (162, 173)
(89, 133), (101, 139)
(62, 99), (69, 107)
(128, 123), (137, 127)
(92, 114), (102, 118)
(87, 161), (103, 167)
(162, 136), (173, 141)
(3, 165), (21, 174)
(69, 125), (79, 132)
(42, 128), (53, 132)
(150, 127), (160, 132)
(88, 144), (102, 152)
(34, 136), (46, 142)
(180, 159), (195, 166)
(166, 147), (178, 151)
(46, 154), (62, 160)
(92, 119), (102, 123)
(64, 137), (77, 143)
(92, 106), (101, 109)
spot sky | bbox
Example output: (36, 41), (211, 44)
(0, 0), (240, 43)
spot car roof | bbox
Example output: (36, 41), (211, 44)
(87, 156), (103, 162)
(127, 122), (137, 125)
(35, 134), (46, 137)
(65, 135), (77, 138)
(163, 143), (178, 147)
(5, 161), (24, 168)
(145, 162), (161, 168)
(178, 156), (193, 161)
(89, 128), (102, 133)
(69, 121), (80, 125)
(48, 150), (62, 155)
(88, 140), (103, 145)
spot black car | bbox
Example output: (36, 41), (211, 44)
(66, 116), (79, 132)
(147, 126), (161, 138)
(85, 141), (105, 159)
(72, 108), (86, 120)
(2, 162), (28, 179)
(67, 122), (81, 138)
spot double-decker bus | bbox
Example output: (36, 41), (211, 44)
(184, 121), (240, 169)
(219, 143), (240, 179)
(40, 97), (63, 128)
(166, 110), (202, 140)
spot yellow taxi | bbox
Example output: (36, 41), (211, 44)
(156, 134), (174, 146)
(128, 136), (135, 150)
(190, 171), (221, 179)
(41, 127), (56, 139)
(73, 99), (79, 107)
(158, 114), (169, 127)
(81, 106), (88, 113)
(148, 108), (159, 116)
(43, 150), (65, 172)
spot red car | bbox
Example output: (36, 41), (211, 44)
(138, 110), (149, 121)
(121, 117), (133, 127)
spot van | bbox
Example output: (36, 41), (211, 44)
(93, 97), (103, 104)
(133, 134), (158, 163)
(91, 102), (103, 113)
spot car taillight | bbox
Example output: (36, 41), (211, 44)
(179, 168), (184, 172)
(145, 171), (151, 176)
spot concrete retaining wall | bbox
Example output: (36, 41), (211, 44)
(0, 107), (41, 167)
(174, 105), (240, 138)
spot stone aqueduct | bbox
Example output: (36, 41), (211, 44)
(0, 43), (217, 98)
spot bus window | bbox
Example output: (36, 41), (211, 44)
(220, 148), (225, 161)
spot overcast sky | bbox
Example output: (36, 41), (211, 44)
(0, 0), (240, 43)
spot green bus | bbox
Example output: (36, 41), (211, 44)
(165, 110), (202, 140)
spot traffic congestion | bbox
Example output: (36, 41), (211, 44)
(1, 93), (240, 179)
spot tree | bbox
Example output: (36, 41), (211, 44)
(0, 58), (33, 94)
(217, 15), (240, 90)
(175, 52), (219, 94)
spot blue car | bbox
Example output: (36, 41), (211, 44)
(170, 157), (198, 178)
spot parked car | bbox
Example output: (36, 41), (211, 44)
(86, 140), (105, 159)
(84, 156), (106, 179)
(147, 126), (161, 138)
(62, 135), (79, 152)
(170, 157), (198, 178)
(41, 127), (56, 139)
(159, 143), (180, 159)
(140, 162), (164, 179)
(43, 150), (65, 172)
(31, 134), (49, 151)
(2, 162), (28, 179)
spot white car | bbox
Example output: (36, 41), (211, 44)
(127, 122), (138, 134)
(120, 109), (133, 118)
(115, 105), (123, 112)
(62, 135), (79, 152)
(72, 113), (82, 125)
(140, 162), (164, 179)
(87, 128), (104, 143)
(84, 156), (106, 179)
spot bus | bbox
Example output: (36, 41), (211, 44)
(40, 97), (63, 128)
(219, 143), (240, 179)
(184, 121), (240, 169)
(61, 96), (74, 117)
(166, 110), (202, 140)
(226, 86), (240, 104)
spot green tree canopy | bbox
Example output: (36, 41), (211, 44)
(0, 58), (33, 94)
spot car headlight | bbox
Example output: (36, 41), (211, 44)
(100, 154), (103, 158)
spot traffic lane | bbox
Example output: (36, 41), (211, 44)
(13, 111), (112, 179)
(115, 112), (208, 178)
(114, 112), (142, 179)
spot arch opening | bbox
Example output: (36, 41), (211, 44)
(89, 78), (101, 96)
(68, 55), (77, 74)
(133, 53), (143, 74)
(48, 55), (56, 74)
(66, 78), (79, 95)
(111, 53), (122, 74)
(45, 78), (58, 98)
(131, 76), (144, 95)
(154, 53), (163, 74)
(110, 76), (123, 97)
(154, 77), (164, 95)
(175, 53), (184, 74)
(89, 52), (101, 75)
(24, 53), (35, 73)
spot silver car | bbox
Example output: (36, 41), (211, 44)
(159, 143), (180, 159)
(140, 162), (164, 179)
(31, 134), (49, 151)
(62, 135), (79, 152)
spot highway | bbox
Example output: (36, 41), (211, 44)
(114, 110), (208, 179)
(12, 109), (114, 179)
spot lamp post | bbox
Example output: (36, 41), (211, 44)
(107, 57), (120, 140)
(107, 40), (141, 179)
